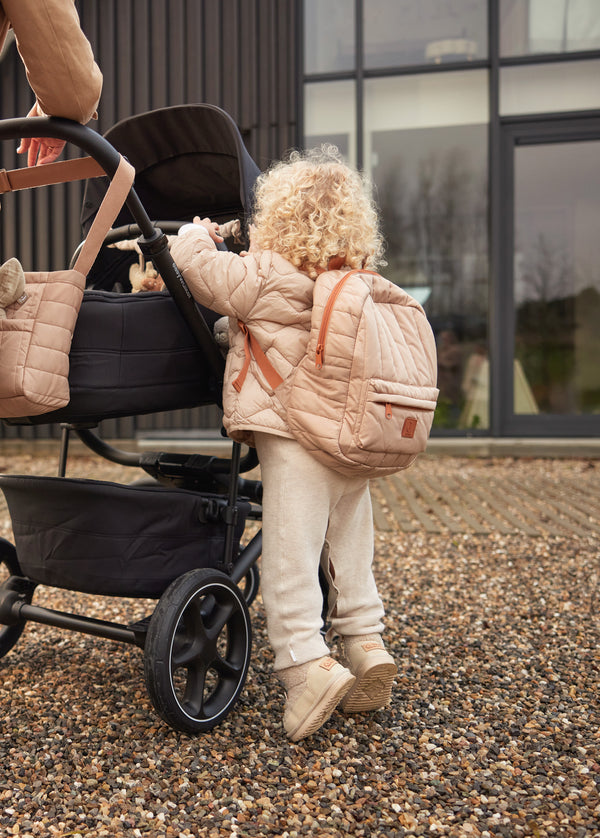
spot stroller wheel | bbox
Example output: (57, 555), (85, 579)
(144, 568), (252, 734)
(238, 564), (260, 607)
(0, 540), (35, 658)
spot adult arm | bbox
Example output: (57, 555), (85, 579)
(4, 0), (102, 123)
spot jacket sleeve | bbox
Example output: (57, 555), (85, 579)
(4, 0), (102, 123)
(170, 226), (264, 320)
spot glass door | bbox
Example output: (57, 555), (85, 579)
(499, 118), (600, 436)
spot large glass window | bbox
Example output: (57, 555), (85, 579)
(304, 0), (355, 74)
(364, 0), (488, 68)
(364, 72), (489, 429)
(513, 139), (600, 416)
(500, 0), (600, 56)
(500, 59), (600, 115)
(304, 80), (357, 165)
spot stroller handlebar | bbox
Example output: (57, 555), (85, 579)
(0, 116), (122, 176)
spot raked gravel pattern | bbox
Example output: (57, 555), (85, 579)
(0, 452), (598, 837)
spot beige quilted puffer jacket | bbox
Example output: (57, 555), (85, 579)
(170, 226), (319, 446)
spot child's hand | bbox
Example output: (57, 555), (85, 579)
(193, 216), (224, 244)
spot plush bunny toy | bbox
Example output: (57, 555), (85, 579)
(0, 258), (27, 318)
(129, 258), (165, 293)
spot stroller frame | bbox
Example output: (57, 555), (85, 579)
(0, 112), (263, 734)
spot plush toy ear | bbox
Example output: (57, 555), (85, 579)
(129, 262), (146, 293)
(0, 258), (26, 316)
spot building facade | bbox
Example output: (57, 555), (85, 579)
(1, 0), (598, 440)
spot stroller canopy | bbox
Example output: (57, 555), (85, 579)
(81, 104), (261, 234)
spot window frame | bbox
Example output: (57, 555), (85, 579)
(497, 114), (600, 437)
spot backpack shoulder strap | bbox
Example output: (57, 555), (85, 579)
(232, 320), (284, 393)
(232, 268), (382, 393)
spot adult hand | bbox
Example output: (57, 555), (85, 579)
(16, 103), (66, 166)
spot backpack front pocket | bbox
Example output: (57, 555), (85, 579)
(352, 380), (439, 456)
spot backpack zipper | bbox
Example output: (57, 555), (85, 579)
(315, 269), (379, 369)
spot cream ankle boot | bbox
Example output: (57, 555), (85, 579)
(279, 656), (355, 742)
(339, 634), (397, 712)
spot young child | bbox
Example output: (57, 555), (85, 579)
(170, 146), (397, 742)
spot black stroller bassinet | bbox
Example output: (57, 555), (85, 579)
(0, 105), (263, 734)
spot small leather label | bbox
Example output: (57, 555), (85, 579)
(319, 657), (336, 670)
(362, 642), (383, 652)
(402, 417), (417, 438)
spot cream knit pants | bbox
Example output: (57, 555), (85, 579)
(254, 432), (385, 671)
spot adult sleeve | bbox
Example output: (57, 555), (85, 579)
(4, 0), (102, 123)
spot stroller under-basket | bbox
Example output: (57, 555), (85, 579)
(0, 105), (264, 734)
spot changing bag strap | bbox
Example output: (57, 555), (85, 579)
(0, 154), (136, 278)
(73, 156), (135, 275)
(0, 156), (105, 193)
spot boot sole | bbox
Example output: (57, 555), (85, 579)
(341, 660), (397, 712)
(286, 671), (356, 742)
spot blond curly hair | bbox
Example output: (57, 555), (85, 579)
(249, 145), (385, 279)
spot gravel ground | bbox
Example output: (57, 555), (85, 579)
(0, 452), (598, 837)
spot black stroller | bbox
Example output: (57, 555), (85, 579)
(0, 105), (264, 734)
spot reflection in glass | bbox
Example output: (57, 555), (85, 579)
(304, 80), (356, 166)
(500, 60), (600, 115)
(364, 74), (489, 429)
(514, 141), (600, 415)
(500, 0), (600, 56)
(364, 0), (487, 68)
(304, 0), (355, 74)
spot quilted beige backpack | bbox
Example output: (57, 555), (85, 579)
(234, 269), (439, 478)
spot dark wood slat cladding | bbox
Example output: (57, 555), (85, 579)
(0, 0), (299, 440)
